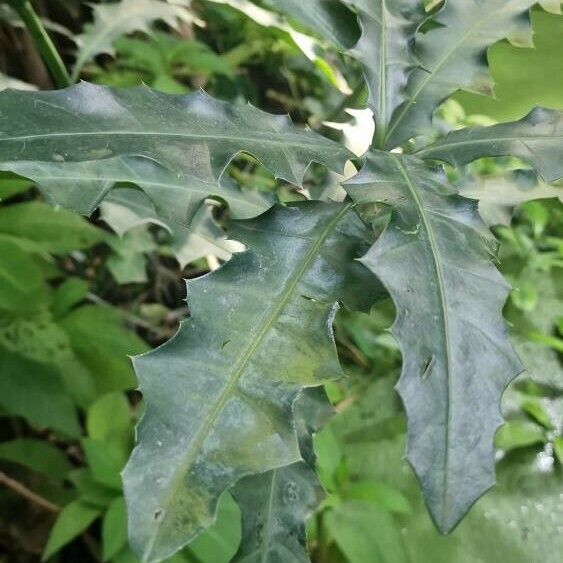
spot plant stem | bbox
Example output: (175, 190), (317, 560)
(0, 471), (60, 513)
(9, 0), (71, 87)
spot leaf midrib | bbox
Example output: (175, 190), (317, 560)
(142, 203), (352, 561)
(0, 130), (333, 150)
(392, 156), (453, 522)
(415, 133), (563, 158)
(384, 2), (513, 145)
(260, 470), (279, 563)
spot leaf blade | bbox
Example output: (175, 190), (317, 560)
(344, 153), (523, 532)
(123, 202), (378, 562)
(416, 108), (563, 182)
(385, 0), (537, 148)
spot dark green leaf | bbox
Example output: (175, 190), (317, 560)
(345, 153), (522, 532)
(416, 108), (563, 182)
(0, 83), (350, 221)
(341, 0), (424, 146)
(231, 388), (332, 563)
(123, 202), (378, 562)
(386, 0), (537, 148)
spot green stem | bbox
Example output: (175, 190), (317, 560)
(9, 0), (71, 87)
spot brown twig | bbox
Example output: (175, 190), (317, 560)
(0, 471), (60, 513)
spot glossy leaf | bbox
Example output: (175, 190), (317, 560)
(72, 0), (192, 80)
(416, 108), (563, 182)
(100, 188), (242, 268)
(385, 0), (537, 148)
(344, 152), (523, 532)
(231, 388), (332, 563)
(341, 0), (424, 146)
(123, 202), (379, 562)
(0, 83), (347, 221)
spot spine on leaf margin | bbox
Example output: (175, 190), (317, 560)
(123, 202), (382, 562)
(345, 152), (523, 532)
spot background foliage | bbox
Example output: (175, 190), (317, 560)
(0, 1), (561, 562)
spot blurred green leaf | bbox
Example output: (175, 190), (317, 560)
(60, 305), (148, 393)
(0, 238), (47, 312)
(495, 421), (546, 451)
(0, 348), (80, 437)
(102, 496), (128, 561)
(0, 439), (72, 480)
(43, 500), (102, 560)
(0, 202), (106, 254)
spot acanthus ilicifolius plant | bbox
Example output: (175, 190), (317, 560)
(0, 0), (562, 561)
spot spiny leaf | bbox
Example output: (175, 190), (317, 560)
(100, 188), (243, 269)
(459, 171), (563, 227)
(385, 0), (537, 148)
(5, 156), (270, 227)
(416, 108), (563, 182)
(231, 388), (332, 563)
(72, 0), (193, 80)
(123, 202), (380, 562)
(341, 0), (424, 146)
(0, 83), (350, 217)
(344, 152), (523, 533)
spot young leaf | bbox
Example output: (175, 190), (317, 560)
(0, 83), (351, 220)
(416, 108), (563, 182)
(385, 0), (537, 148)
(43, 500), (102, 561)
(344, 153), (523, 533)
(231, 388), (332, 563)
(340, 0), (424, 146)
(72, 0), (192, 80)
(123, 202), (379, 562)
(102, 496), (129, 561)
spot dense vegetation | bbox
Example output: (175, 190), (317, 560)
(0, 1), (561, 562)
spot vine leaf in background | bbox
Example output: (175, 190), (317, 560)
(72, 0), (194, 80)
(231, 388), (332, 562)
(345, 152), (523, 532)
(123, 202), (379, 562)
